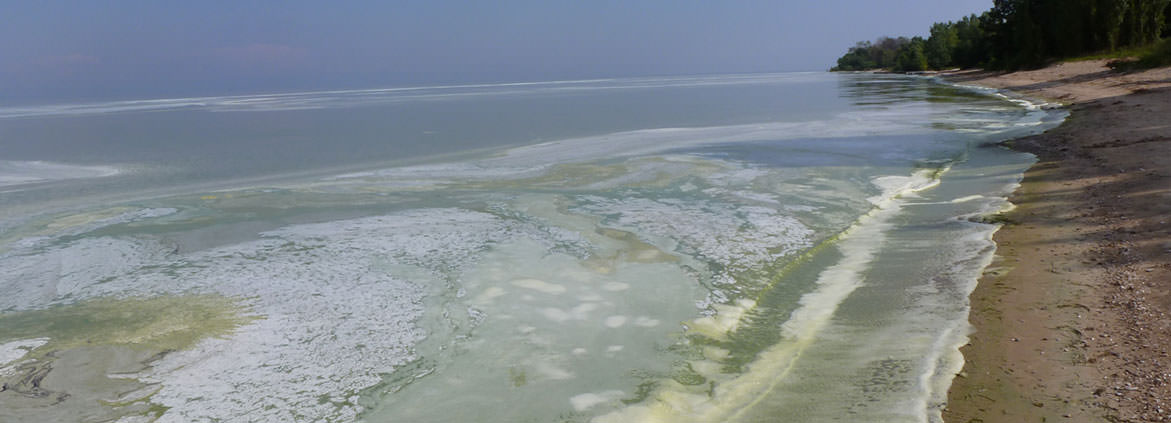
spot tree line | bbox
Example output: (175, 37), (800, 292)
(833, 0), (1171, 72)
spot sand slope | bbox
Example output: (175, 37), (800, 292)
(944, 61), (1171, 422)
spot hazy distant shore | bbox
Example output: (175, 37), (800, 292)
(942, 61), (1171, 422)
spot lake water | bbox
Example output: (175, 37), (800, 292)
(0, 73), (1064, 422)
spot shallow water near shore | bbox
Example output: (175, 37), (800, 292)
(0, 73), (1064, 422)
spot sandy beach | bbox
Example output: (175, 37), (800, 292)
(943, 61), (1171, 422)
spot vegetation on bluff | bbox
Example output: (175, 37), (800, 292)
(833, 0), (1171, 72)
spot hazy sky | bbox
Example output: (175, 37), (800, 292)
(1, 1), (993, 103)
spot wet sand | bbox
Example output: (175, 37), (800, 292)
(943, 61), (1171, 422)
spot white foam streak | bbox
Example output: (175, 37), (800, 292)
(0, 73), (825, 118)
(0, 160), (120, 188)
(491, 120), (903, 166)
(596, 168), (944, 423)
(0, 338), (49, 373)
(328, 117), (926, 186)
(574, 196), (813, 277)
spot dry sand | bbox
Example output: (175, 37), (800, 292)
(943, 61), (1171, 422)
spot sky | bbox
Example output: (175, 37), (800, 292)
(0, 1), (994, 103)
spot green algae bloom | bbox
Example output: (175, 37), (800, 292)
(0, 294), (258, 359)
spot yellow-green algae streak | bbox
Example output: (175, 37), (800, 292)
(0, 295), (257, 357)
(596, 167), (947, 422)
(0, 295), (256, 421)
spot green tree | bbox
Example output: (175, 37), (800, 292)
(872, 37), (909, 68)
(832, 0), (1170, 72)
(1046, 0), (1093, 56)
(1093, 0), (1129, 50)
(925, 22), (959, 69)
(1164, 1), (1171, 37)
(833, 41), (877, 71)
(832, 36), (915, 71)
(990, 0), (1048, 69)
(893, 37), (929, 72)
(953, 13), (992, 68)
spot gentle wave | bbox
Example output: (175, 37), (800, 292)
(594, 168), (946, 423)
(0, 160), (120, 188)
(0, 73), (825, 118)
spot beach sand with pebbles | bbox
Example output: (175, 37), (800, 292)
(943, 61), (1171, 423)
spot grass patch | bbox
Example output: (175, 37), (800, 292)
(1064, 43), (1161, 62)
(1135, 38), (1171, 68)
(1107, 38), (1171, 70)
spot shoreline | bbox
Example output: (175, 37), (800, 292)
(941, 61), (1171, 422)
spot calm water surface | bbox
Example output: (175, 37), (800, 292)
(0, 73), (1064, 422)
